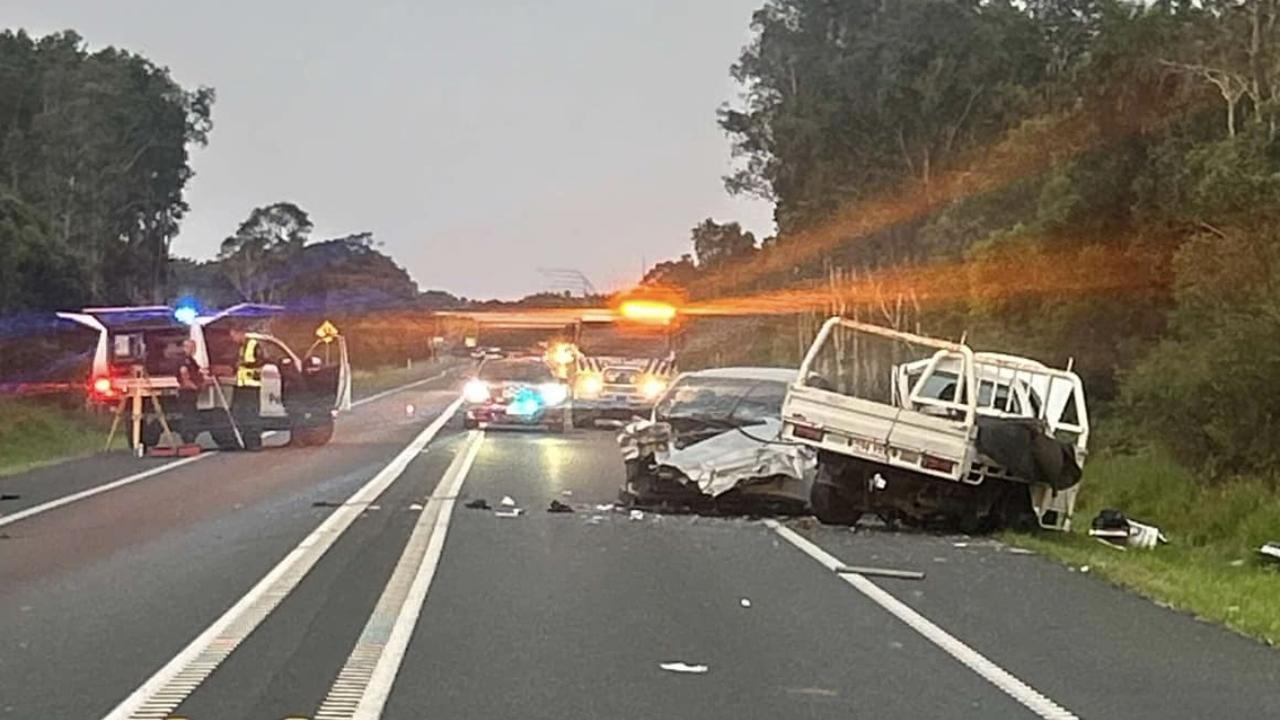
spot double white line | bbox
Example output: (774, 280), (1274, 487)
(101, 397), (467, 720)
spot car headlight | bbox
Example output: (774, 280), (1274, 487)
(640, 375), (667, 400)
(539, 382), (569, 406)
(576, 373), (603, 397)
(463, 379), (490, 403)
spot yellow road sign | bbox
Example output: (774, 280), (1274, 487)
(315, 320), (340, 344)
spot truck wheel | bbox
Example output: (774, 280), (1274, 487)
(211, 428), (240, 449)
(463, 416), (479, 430)
(241, 428), (263, 451)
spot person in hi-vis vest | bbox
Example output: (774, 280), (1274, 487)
(230, 329), (263, 387)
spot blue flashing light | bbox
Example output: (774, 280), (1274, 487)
(173, 298), (200, 325)
(508, 387), (542, 417)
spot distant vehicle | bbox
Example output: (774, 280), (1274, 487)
(58, 304), (351, 451)
(617, 367), (814, 514)
(569, 301), (681, 427)
(462, 357), (569, 431)
(781, 317), (1089, 532)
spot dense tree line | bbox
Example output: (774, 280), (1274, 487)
(647, 0), (1280, 476)
(0, 30), (213, 310)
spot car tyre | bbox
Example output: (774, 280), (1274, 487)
(810, 464), (863, 525)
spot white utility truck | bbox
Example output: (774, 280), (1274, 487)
(781, 317), (1088, 531)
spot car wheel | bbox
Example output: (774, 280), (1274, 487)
(463, 416), (479, 430)
(241, 428), (263, 451)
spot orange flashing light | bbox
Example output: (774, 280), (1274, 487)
(619, 299), (677, 324)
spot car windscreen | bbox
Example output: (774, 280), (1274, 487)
(478, 361), (553, 383)
(656, 376), (787, 423)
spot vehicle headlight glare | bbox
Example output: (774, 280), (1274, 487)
(577, 373), (603, 397)
(640, 376), (667, 400)
(539, 382), (568, 406)
(463, 379), (490, 403)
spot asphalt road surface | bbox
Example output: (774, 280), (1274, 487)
(3, 372), (1280, 719)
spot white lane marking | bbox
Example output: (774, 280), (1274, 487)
(0, 454), (210, 530)
(315, 430), (484, 720)
(99, 397), (464, 720)
(764, 520), (1079, 720)
(0, 370), (457, 530)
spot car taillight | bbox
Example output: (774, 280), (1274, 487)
(790, 422), (823, 442)
(921, 454), (957, 473)
(91, 376), (115, 399)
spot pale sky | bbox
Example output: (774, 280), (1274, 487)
(8, 0), (776, 299)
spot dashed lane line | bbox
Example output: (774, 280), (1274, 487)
(314, 429), (484, 720)
(97, 397), (463, 720)
(0, 370), (454, 530)
(765, 519), (1079, 720)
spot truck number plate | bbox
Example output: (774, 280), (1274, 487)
(849, 436), (888, 458)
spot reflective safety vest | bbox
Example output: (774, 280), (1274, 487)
(236, 337), (262, 387)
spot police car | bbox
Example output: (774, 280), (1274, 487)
(462, 357), (570, 431)
(58, 303), (351, 451)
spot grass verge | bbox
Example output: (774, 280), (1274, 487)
(351, 358), (463, 399)
(0, 398), (118, 477)
(1006, 449), (1280, 645)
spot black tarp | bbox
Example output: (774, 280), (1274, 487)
(975, 417), (1082, 490)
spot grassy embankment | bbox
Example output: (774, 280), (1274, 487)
(0, 398), (117, 476)
(1007, 449), (1280, 645)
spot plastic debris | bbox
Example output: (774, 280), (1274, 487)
(495, 509), (523, 518)
(595, 503), (616, 512)
(405, 403), (415, 416)
(952, 542), (970, 548)
(561, 490), (573, 497)
(1259, 542), (1280, 562)
(1090, 508), (1168, 549)
(500, 495), (516, 507)
(464, 498), (491, 510)
(1006, 547), (1034, 555)
(547, 500), (574, 513)
(739, 598), (752, 608)
(629, 509), (645, 521)
(659, 662), (708, 674)
(409, 503), (425, 511)
(1080, 565), (1091, 574)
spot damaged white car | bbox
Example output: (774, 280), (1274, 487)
(617, 367), (815, 514)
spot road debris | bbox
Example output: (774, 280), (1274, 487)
(1080, 565), (1091, 573)
(0, 493), (20, 501)
(835, 565), (925, 580)
(586, 515), (605, 525)
(1090, 509), (1168, 549)
(405, 403), (415, 416)
(1006, 547), (1035, 555)
(659, 661), (708, 674)
(629, 509), (645, 521)
(408, 503), (425, 511)
(952, 542), (970, 548)
(561, 490), (573, 497)
(547, 500), (574, 513)
(595, 503), (616, 512)
(500, 495), (516, 507)
(494, 509), (523, 518)
(464, 498), (491, 510)
(739, 598), (752, 608)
